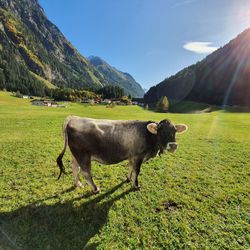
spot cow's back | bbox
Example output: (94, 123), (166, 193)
(66, 117), (151, 164)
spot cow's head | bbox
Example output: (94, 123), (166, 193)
(147, 119), (188, 154)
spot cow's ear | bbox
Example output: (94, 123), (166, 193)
(175, 124), (188, 134)
(147, 123), (158, 134)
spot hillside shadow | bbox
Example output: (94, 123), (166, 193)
(222, 106), (250, 113)
(144, 101), (222, 114)
(0, 181), (132, 249)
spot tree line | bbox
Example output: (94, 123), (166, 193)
(1, 78), (127, 102)
(0, 33), (50, 97)
(49, 85), (126, 101)
(144, 96), (170, 113)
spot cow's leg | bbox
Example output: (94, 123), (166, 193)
(71, 156), (83, 188)
(132, 158), (143, 189)
(78, 156), (100, 194)
(127, 158), (133, 182)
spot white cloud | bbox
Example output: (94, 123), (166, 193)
(183, 42), (218, 54)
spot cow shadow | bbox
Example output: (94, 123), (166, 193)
(0, 181), (132, 249)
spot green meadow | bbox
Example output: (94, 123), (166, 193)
(0, 91), (249, 249)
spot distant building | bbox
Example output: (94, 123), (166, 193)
(31, 99), (44, 106)
(132, 98), (144, 106)
(132, 98), (144, 103)
(101, 99), (111, 104)
(15, 91), (30, 99)
(95, 97), (102, 103)
(31, 99), (60, 107)
(81, 99), (95, 104)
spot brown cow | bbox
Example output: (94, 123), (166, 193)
(57, 116), (188, 193)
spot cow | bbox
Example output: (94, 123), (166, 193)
(56, 116), (188, 193)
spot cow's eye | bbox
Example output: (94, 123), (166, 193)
(172, 132), (176, 138)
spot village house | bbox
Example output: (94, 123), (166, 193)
(132, 101), (138, 105)
(81, 98), (95, 104)
(31, 99), (60, 107)
(31, 99), (44, 106)
(14, 91), (31, 99)
(101, 99), (111, 104)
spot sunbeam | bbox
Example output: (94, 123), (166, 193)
(222, 37), (250, 106)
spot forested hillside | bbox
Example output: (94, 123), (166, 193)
(0, 0), (107, 96)
(145, 28), (250, 107)
(89, 56), (144, 97)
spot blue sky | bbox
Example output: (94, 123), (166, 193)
(39, 0), (250, 90)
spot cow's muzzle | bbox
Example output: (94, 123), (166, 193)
(167, 142), (178, 153)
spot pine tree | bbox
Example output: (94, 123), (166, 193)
(156, 96), (169, 112)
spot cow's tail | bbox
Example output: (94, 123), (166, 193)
(56, 116), (72, 180)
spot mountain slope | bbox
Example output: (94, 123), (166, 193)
(145, 28), (250, 107)
(88, 56), (144, 97)
(0, 0), (107, 95)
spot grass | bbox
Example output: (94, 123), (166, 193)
(29, 71), (57, 89)
(0, 91), (249, 249)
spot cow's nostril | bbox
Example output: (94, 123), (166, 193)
(170, 143), (178, 150)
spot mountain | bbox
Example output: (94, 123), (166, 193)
(0, 0), (108, 96)
(88, 56), (144, 97)
(145, 28), (250, 107)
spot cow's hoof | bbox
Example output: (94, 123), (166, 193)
(126, 177), (131, 183)
(134, 185), (141, 191)
(93, 187), (101, 194)
(74, 181), (83, 188)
